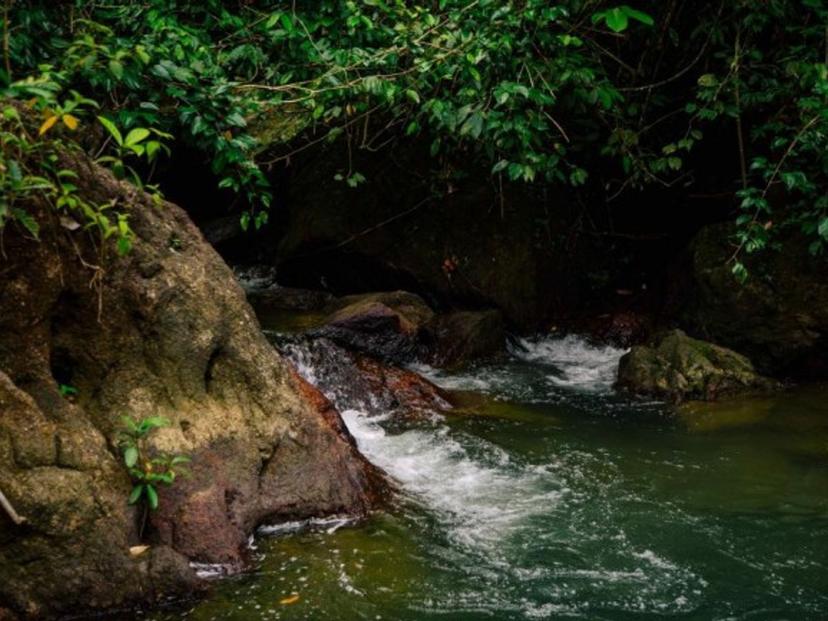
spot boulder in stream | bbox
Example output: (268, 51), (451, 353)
(616, 330), (778, 402)
(313, 291), (435, 363)
(311, 290), (507, 367)
(0, 150), (387, 619)
(276, 335), (450, 422)
(423, 309), (506, 367)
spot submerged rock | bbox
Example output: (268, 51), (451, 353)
(616, 330), (777, 402)
(0, 151), (387, 619)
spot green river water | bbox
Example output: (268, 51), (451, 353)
(149, 329), (828, 621)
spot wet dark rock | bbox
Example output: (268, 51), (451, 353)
(684, 224), (828, 377)
(242, 133), (586, 329)
(275, 335), (450, 422)
(616, 330), (778, 402)
(313, 291), (434, 363)
(310, 291), (507, 367)
(423, 310), (506, 367)
(0, 150), (387, 619)
(201, 214), (243, 246)
(581, 310), (652, 348)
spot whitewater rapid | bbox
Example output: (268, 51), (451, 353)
(283, 335), (627, 553)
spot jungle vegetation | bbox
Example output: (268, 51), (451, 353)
(1, 0), (826, 280)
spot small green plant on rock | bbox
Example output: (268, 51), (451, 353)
(118, 416), (189, 513)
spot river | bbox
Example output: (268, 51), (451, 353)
(149, 328), (828, 620)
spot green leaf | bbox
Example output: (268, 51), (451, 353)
(623, 6), (654, 26)
(146, 484), (159, 510)
(139, 416), (170, 432)
(12, 209), (40, 239)
(731, 262), (748, 283)
(124, 446), (139, 468)
(280, 13), (295, 33)
(120, 416), (138, 433)
(601, 8), (629, 32)
(108, 60), (124, 79)
(117, 236), (132, 256)
(818, 217), (828, 240)
(697, 74), (718, 88)
(124, 128), (150, 147)
(128, 485), (144, 505)
(97, 116), (123, 146)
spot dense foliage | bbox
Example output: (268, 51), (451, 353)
(1, 0), (826, 278)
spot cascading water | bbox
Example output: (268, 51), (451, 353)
(150, 326), (828, 621)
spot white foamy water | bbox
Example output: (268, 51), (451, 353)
(510, 334), (628, 392)
(279, 335), (622, 558)
(340, 409), (563, 553)
(410, 335), (628, 403)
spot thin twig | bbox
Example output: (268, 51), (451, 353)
(0, 489), (26, 525)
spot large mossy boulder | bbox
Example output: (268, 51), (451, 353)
(684, 223), (828, 376)
(616, 330), (777, 402)
(0, 152), (387, 619)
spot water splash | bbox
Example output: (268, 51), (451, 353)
(510, 334), (628, 392)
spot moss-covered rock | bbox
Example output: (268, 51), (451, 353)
(616, 330), (777, 402)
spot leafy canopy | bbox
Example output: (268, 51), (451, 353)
(1, 0), (826, 277)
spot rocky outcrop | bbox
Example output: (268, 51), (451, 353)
(0, 152), (387, 618)
(684, 224), (828, 377)
(230, 133), (589, 329)
(616, 330), (777, 402)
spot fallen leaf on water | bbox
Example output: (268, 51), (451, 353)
(129, 545), (150, 557)
(279, 594), (300, 605)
